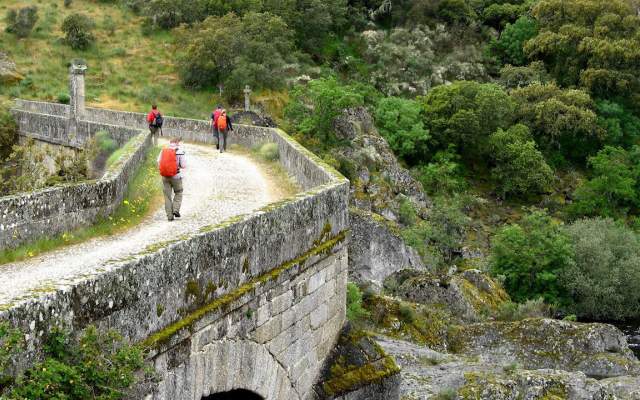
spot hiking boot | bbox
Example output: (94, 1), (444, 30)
(173, 212), (181, 218)
(168, 217), (174, 222)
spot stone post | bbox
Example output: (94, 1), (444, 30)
(67, 61), (87, 142)
(244, 85), (251, 112)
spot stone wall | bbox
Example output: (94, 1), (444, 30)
(0, 131), (150, 251)
(2, 101), (351, 399)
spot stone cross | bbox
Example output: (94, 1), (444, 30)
(67, 61), (87, 142)
(244, 85), (251, 112)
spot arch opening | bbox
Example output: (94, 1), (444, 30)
(203, 389), (264, 400)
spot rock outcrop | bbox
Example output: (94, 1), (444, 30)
(0, 53), (23, 84)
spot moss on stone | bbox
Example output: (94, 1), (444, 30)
(141, 230), (347, 349)
(156, 304), (164, 317)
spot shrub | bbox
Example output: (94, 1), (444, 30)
(6, 326), (145, 399)
(496, 298), (551, 321)
(415, 147), (467, 195)
(489, 16), (538, 66)
(5, 6), (39, 38)
(562, 218), (640, 320)
(490, 209), (574, 304)
(569, 146), (640, 218)
(61, 13), (95, 50)
(64, 0), (72, 7)
(258, 142), (279, 161)
(0, 109), (18, 160)
(398, 197), (417, 227)
(498, 61), (551, 89)
(596, 100), (640, 148)
(489, 124), (553, 197)
(398, 302), (417, 323)
(57, 92), (70, 104)
(437, 0), (476, 24)
(346, 283), (370, 323)
(374, 96), (430, 165)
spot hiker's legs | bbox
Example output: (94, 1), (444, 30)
(150, 127), (158, 146)
(213, 127), (219, 149)
(172, 178), (183, 214)
(162, 177), (174, 219)
(220, 130), (227, 152)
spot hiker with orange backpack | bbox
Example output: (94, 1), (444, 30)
(217, 109), (233, 153)
(211, 104), (223, 150)
(158, 137), (186, 221)
(147, 104), (164, 146)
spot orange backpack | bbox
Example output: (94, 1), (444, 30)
(159, 147), (178, 177)
(218, 114), (228, 131)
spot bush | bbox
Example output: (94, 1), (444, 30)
(398, 197), (417, 227)
(562, 218), (640, 320)
(498, 61), (551, 89)
(5, 6), (39, 38)
(6, 326), (145, 399)
(258, 142), (279, 161)
(490, 210), (574, 304)
(398, 302), (417, 323)
(489, 16), (538, 66)
(496, 298), (551, 321)
(346, 283), (370, 323)
(374, 96), (430, 165)
(64, 0), (72, 7)
(596, 100), (640, 149)
(61, 13), (95, 50)
(0, 109), (18, 160)
(489, 124), (553, 197)
(437, 0), (476, 24)
(57, 92), (70, 104)
(415, 147), (467, 195)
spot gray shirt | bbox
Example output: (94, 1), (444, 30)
(157, 143), (186, 179)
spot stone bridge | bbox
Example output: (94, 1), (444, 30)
(1, 64), (351, 399)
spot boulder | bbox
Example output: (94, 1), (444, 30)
(348, 208), (426, 289)
(0, 53), (23, 84)
(449, 318), (640, 378)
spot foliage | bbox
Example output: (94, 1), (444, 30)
(5, 6), (38, 38)
(496, 298), (551, 321)
(257, 142), (279, 161)
(374, 96), (429, 164)
(489, 124), (553, 197)
(142, 0), (262, 29)
(402, 197), (470, 269)
(284, 78), (365, 147)
(490, 16), (538, 66)
(415, 147), (467, 195)
(596, 100), (640, 149)
(563, 218), (640, 320)
(176, 12), (296, 97)
(482, 0), (533, 29)
(510, 83), (603, 161)
(398, 197), (417, 226)
(0, 109), (17, 161)
(490, 209), (574, 304)
(361, 25), (487, 97)
(437, 0), (476, 24)
(421, 81), (515, 159)
(569, 146), (640, 218)
(0, 322), (23, 388)
(498, 61), (551, 89)
(346, 283), (370, 322)
(525, 0), (640, 106)
(61, 13), (95, 50)
(5, 326), (145, 399)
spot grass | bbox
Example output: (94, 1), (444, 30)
(0, 0), (288, 119)
(231, 144), (300, 198)
(105, 133), (140, 169)
(0, 146), (162, 265)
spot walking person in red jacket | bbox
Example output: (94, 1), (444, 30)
(147, 104), (164, 146)
(158, 137), (186, 221)
(216, 109), (233, 153)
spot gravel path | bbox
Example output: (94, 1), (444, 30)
(0, 141), (286, 306)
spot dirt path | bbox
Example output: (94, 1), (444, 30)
(0, 141), (288, 306)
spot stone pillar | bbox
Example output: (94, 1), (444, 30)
(244, 85), (251, 112)
(67, 61), (86, 144)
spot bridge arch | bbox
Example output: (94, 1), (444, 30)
(191, 340), (299, 400)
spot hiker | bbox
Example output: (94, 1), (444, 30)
(211, 104), (223, 150)
(217, 109), (233, 153)
(158, 137), (186, 221)
(147, 104), (164, 146)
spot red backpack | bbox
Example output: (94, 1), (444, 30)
(218, 114), (228, 131)
(159, 147), (178, 177)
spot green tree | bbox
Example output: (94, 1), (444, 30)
(5, 6), (38, 38)
(498, 61), (551, 89)
(61, 13), (95, 50)
(490, 16), (538, 66)
(510, 83), (603, 161)
(421, 81), (515, 159)
(293, 0), (348, 54)
(374, 97), (430, 164)
(0, 108), (17, 161)
(596, 100), (640, 149)
(563, 218), (640, 320)
(176, 12), (296, 96)
(569, 146), (640, 218)
(490, 210), (574, 304)
(284, 77), (365, 146)
(525, 0), (640, 106)
(490, 124), (554, 197)
(437, 0), (476, 24)
(415, 147), (468, 195)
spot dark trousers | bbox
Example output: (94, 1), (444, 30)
(219, 129), (228, 152)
